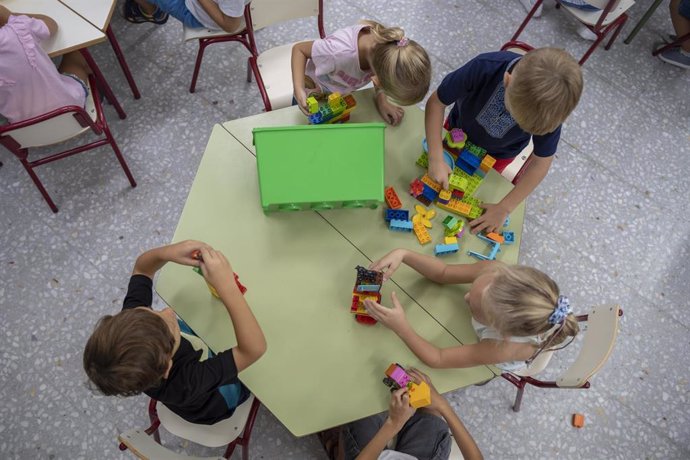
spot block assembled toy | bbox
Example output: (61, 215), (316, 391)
(467, 234), (501, 261)
(350, 266), (384, 325)
(306, 92), (357, 125)
(382, 363), (432, 409)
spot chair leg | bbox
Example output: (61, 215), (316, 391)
(106, 26), (141, 99)
(190, 40), (208, 93)
(578, 29), (608, 65)
(147, 400), (161, 444)
(19, 158), (58, 213)
(104, 125), (137, 188)
(604, 16), (627, 50)
(511, 0), (544, 41)
(80, 49), (127, 120)
(246, 58), (252, 83)
(223, 440), (238, 459)
(513, 382), (526, 412)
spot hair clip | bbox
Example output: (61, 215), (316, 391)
(548, 295), (572, 325)
(397, 37), (409, 47)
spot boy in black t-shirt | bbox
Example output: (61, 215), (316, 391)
(83, 241), (267, 424)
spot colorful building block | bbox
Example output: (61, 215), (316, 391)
(389, 219), (413, 232)
(445, 128), (467, 149)
(384, 186), (403, 209)
(437, 189), (452, 204)
(356, 284), (381, 292)
(306, 96), (318, 114)
(572, 413), (585, 428)
(421, 184), (439, 203)
(413, 223), (432, 245)
(503, 231), (515, 245)
(408, 381), (432, 408)
(384, 208), (409, 222)
(448, 173), (468, 192)
(192, 266), (247, 297)
(409, 178), (424, 197)
(503, 216), (510, 227)
(384, 363), (412, 388)
(465, 140), (487, 157)
(437, 199), (472, 218)
(480, 154), (496, 173)
(434, 243), (459, 256)
(486, 232), (505, 244)
(412, 204), (435, 228)
(382, 363), (431, 408)
(355, 265), (384, 287)
(420, 174), (442, 193)
(414, 194), (432, 206)
(456, 150), (481, 175)
(467, 234), (501, 261)
(305, 92), (357, 125)
(444, 236), (458, 245)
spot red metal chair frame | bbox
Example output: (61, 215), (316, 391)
(119, 397), (262, 460)
(246, 0), (326, 111)
(652, 32), (690, 57)
(188, 5), (257, 93)
(500, 309), (623, 412)
(0, 75), (136, 213)
(106, 25), (141, 99)
(511, 0), (629, 65)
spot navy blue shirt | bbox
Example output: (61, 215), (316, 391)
(437, 51), (561, 160)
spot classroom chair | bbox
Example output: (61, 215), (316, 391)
(511, 0), (635, 65)
(246, 0), (326, 111)
(652, 32), (690, 58)
(118, 395), (261, 460)
(0, 75), (136, 213)
(184, 5), (256, 93)
(500, 304), (623, 412)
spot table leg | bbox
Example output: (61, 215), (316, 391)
(106, 26), (141, 100)
(623, 0), (664, 44)
(80, 49), (127, 120)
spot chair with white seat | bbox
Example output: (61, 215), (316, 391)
(500, 304), (623, 412)
(0, 75), (136, 213)
(184, 5), (255, 93)
(511, 0), (635, 65)
(245, 0), (325, 111)
(118, 395), (261, 460)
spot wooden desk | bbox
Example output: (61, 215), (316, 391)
(156, 125), (495, 437)
(2, 0), (127, 118)
(58, 0), (141, 99)
(222, 89), (525, 345)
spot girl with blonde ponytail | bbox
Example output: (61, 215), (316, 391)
(291, 20), (431, 125)
(363, 248), (580, 373)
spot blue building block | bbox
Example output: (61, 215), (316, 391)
(385, 209), (410, 222)
(434, 243), (459, 256)
(389, 219), (413, 232)
(456, 150), (481, 175)
(467, 250), (490, 260)
(503, 216), (510, 227)
(309, 112), (323, 124)
(421, 184), (439, 202)
(468, 234), (501, 260)
(357, 284), (381, 292)
(503, 231), (515, 245)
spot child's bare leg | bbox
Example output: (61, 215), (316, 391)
(58, 51), (91, 84)
(132, 0), (157, 15)
(670, 0), (690, 52)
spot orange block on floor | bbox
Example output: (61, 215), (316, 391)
(572, 413), (585, 428)
(486, 232), (504, 243)
(384, 186), (402, 209)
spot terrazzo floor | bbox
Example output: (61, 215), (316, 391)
(1, 0), (689, 458)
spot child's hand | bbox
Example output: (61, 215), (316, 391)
(375, 98), (404, 126)
(387, 387), (416, 429)
(198, 248), (236, 294)
(369, 249), (406, 281)
(428, 159), (452, 190)
(407, 368), (448, 412)
(469, 202), (510, 234)
(364, 292), (409, 333)
(294, 87), (311, 115)
(167, 240), (210, 267)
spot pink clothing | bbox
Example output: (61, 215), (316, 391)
(305, 24), (374, 95)
(0, 15), (86, 123)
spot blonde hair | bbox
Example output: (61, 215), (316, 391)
(505, 47), (583, 135)
(482, 264), (579, 347)
(360, 20), (431, 106)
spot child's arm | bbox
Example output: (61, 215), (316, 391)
(364, 292), (528, 368)
(291, 41), (315, 115)
(355, 388), (416, 460)
(424, 90), (452, 189)
(373, 85), (404, 126)
(371, 248), (494, 284)
(132, 240), (208, 279)
(196, 0), (243, 33)
(469, 154), (553, 234)
(199, 248), (267, 372)
(407, 369), (483, 460)
(0, 6), (58, 36)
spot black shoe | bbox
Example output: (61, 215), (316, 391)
(123, 0), (169, 25)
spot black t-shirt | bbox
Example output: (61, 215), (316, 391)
(123, 275), (240, 424)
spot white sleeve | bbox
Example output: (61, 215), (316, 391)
(218, 0), (248, 18)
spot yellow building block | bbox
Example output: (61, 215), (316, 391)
(438, 189), (452, 202)
(437, 199), (472, 218)
(413, 223), (431, 245)
(444, 236), (458, 245)
(420, 174), (442, 192)
(480, 155), (496, 172)
(408, 381), (431, 408)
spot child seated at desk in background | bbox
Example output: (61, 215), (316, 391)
(319, 368), (482, 460)
(425, 48), (583, 234)
(83, 241), (267, 424)
(363, 249), (579, 374)
(0, 6), (91, 123)
(124, 0), (248, 33)
(291, 20), (431, 126)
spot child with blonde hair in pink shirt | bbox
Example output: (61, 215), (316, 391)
(291, 20), (431, 126)
(0, 6), (91, 123)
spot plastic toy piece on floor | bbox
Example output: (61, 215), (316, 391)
(437, 189), (452, 205)
(485, 232), (505, 244)
(464, 140), (487, 158)
(384, 208), (409, 222)
(467, 234), (501, 261)
(480, 155), (496, 173)
(420, 174), (442, 193)
(354, 265), (384, 287)
(409, 178), (424, 197)
(306, 96), (318, 114)
(446, 128), (467, 149)
(389, 219), (413, 232)
(384, 186), (403, 209)
(421, 184), (439, 203)
(572, 413), (585, 428)
(443, 218), (463, 237)
(434, 243), (459, 256)
(503, 231), (515, 245)
(355, 314), (377, 325)
(412, 204), (435, 228)
(413, 223), (431, 245)
(456, 150), (482, 175)
(305, 92), (357, 125)
(356, 284), (381, 292)
(444, 236), (458, 245)
(437, 198), (472, 218)
(448, 174), (468, 193)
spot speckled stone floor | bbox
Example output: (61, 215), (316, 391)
(1, 0), (689, 459)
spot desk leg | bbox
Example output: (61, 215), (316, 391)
(623, 0), (664, 44)
(80, 49), (127, 120)
(106, 26), (141, 100)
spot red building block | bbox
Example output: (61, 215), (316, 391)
(572, 413), (585, 428)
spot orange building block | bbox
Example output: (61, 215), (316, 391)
(437, 199), (472, 218)
(480, 155), (496, 173)
(408, 382), (431, 408)
(384, 186), (402, 209)
(572, 413), (585, 428)
(420, 174), (442, 192)
(413, 223), (431, 245)
(486, 232), (505, 243)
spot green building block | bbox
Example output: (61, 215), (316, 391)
(465, 140), (487, 158)
(416, 151), (429, 168)
(253, 124), (386, 213)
